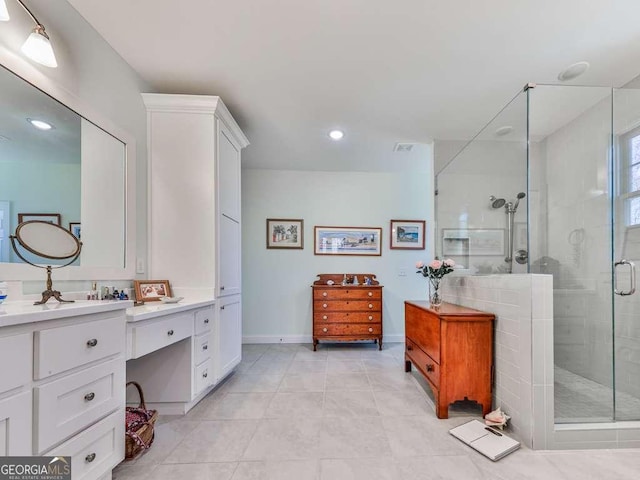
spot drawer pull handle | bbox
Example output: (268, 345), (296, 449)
(203, 372), (208, 378)
(323, 292), (327, 297)
(221, 286), (225, 291)
(323, 327), (328, 333)
(168, 329), (174, 336)
(322, 315), (327, 320)
(204, 319), (209, 324)
(368, 315), (373, 320)
(221, 306), (225, 310)
(203, 345), (208, 351)
(368, 304), (373, 309)
(368, 292), (373, 297)
(322, 303), (327, 308)
(407, 345), (413, 351)
(368, 327), (373, 332)
(426, 364), (435, 372)
(85, 453), (96, 463)
(86, 339), (98, 347)
(84, 392), (95, 402)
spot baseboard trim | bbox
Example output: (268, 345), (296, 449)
(242, 334), (405, 344)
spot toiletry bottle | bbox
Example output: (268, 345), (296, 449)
(0, 282), (7, 303)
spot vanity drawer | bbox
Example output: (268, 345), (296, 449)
(405, 304), (441, 363)
(130, 313), (192, 359)
(34, 316), (125, 380)
(314, 312), (381, 324)
(46, 410), (124, 480)
(406, 339), (440, 388)
(194, 332), (211, 365)
(314, 323), (381, 336)
(314, 300), (381, 312)
(314, 288), (381, 300)
(194, 307), (213, 335)
(34, 358), (124, 454)
(194, 358), (213, 395)
(0, 333), (32, 394)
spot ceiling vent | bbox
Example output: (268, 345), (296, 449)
(394, 143), (416, 152)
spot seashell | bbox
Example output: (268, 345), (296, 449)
(326, 280), (335, 285)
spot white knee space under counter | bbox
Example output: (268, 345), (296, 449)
(0, 300), (131, 480)
(125, 297), (241, 415)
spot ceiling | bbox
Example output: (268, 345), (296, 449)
(67, 0), (640, 172)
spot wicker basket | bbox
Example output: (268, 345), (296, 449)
(125, 381), (158, 460)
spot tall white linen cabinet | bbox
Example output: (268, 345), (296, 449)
(142, 94), (249, 383)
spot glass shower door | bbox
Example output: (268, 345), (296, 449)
(529, 85), (616, 423)
(613, 88), (640, 421)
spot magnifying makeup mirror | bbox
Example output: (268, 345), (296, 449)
(10, 221), (82, 305)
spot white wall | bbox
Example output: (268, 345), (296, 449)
(0, 0), (149, 281)
(242, 163), (434, 344)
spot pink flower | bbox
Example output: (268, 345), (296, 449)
(444, 258), (456, 267)
(416, 261), (424, 268)
(429, 260), (442, 269)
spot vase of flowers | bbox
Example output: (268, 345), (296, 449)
(416, 258), (455, 308)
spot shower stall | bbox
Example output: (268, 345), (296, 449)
(436, 83), (640, 447)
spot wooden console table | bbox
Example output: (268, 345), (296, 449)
(312, 273), (383, 351)
(404, 301), (494, 418)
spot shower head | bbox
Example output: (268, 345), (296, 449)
(489, 195), (506, 209)
(513, 192), (526, 210)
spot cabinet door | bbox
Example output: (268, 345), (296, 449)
(217, 295), (242, 380)
(219, 214), (241, 296)
(0, 391), (32, 456)
(217, 122), (241, 222)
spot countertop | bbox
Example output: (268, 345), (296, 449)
(0, 299), (133, 328)
(126, 298), (216, 322)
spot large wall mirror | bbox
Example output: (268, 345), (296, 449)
(0, 62), (135, 280)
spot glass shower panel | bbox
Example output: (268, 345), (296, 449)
(613, 87), (640, 421)
(436, 91), (527, 274)
(529, 85), (615, 423)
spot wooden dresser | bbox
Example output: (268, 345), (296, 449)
(312, 274), (383, 351)
(404, 301), (494, 418)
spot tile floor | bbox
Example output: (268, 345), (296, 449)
(114, 343), (640, 480)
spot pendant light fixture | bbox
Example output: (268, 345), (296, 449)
(0, 0), (58, 68)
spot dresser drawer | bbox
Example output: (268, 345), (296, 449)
(194, 358), (213, 394)
(46, 410), (124, 480)
(35, 316), (125, 380)
(314, 323), (381, 336)
(405, 304), (440, 363)
(194, 332), (211, 365)
(314, 288), (382, 300)
(314, 312), (381, 323)
(314, 300), (381, 312)
(406, 338), (440, 388)
(130, 313), (192, 359)
(194, 307), (213, 335)
(34, 358), (124, 454)
(0, 333), (31, 394)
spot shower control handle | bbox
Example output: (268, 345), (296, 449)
(614, 260), (636, 296)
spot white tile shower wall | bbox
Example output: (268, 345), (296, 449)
(442, 273), (553, 449)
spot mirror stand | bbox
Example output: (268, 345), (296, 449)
(35, 265), (74, 305)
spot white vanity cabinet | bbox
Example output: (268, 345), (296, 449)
(217, 295), (242, 380)
(0, 301), (129, 479)
(126, 302), (218, 414)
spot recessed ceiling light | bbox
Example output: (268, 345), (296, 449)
(328, 129), (344, 140)
(495, 126), (513, 136)
(557, 61), (590, 82)
(27, 118), (53, 130)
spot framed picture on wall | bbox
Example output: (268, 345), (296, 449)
(390, 220), (425, 249)
(266, 218), (304, 249)
(69, 222), (81, 239)
(314, 226), (382, 256)
(18, 213), (61, 225)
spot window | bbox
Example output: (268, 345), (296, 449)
(622, 129), (640, 226)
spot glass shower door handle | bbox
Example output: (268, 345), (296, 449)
(614, 260), (636, 296)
